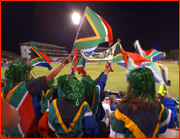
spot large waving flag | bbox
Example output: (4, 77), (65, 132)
(122, 50), (168, 90)
(31, 44), (52, 70)
(73, 6), (113, 53)
(134, 40), (165, 62)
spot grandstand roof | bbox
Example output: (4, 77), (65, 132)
(19, 41), (66, 49)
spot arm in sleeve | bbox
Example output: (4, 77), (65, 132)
(83, 104), (99, 138)
(96, 74), (107, 99)
(26, 76), (48, 96)
(159, 98), (178, 134)
(94, 72), (104, 85)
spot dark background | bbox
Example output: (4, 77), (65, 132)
(1, 1), (179, 55)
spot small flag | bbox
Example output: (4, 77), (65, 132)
(76, 55), (87, 77)
(112, 39), (127, 68)
(105, 61), (114, 72)
(70, 48), (78, 75)
(73, 6), (113, 52)
(134, 40), (165, 62)
(31, 44), (52, 70)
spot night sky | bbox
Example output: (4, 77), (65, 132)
(1, 1), (179, 55)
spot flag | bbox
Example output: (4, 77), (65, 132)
(70, 48), (78, 75)
(123, 51), (168, 90)
(76, 55), (87, 77)
(81, 42), (117, 61)
(30, 44), (52, 70)
(134, 40), (165, 62)
(105, 61), (114, 72)
(73, 6), (113, 52)
(111, 39), (127, 68)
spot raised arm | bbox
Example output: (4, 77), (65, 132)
(94, 68), (106, 85)
(46, 54), (71, 82)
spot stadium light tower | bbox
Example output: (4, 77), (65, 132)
(72, 12), (81, 33)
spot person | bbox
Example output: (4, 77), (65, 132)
(118, 91), (126, 99)
(38, 75), (99, 138)
(1, 97), (20, 130)
(101, 90), (111, 137)
(1, 97), (21, 138)
(110, 68), (178, 138)
(81, 68), (111, 137)
(1, 54), (71, 138)
(109, 95), (118, 111)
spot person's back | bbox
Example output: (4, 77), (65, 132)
(38, 75), (99, 138)
(112, 101), (162, 138)
(110, 68), (178, 138)
(48, 98), (94, 137)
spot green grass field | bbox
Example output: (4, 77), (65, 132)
(1, 62), (179, 98)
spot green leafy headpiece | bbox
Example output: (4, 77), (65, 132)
(127, 68), (156, 102)
(48, 78), (55, 88)
(81, 77), (96, 98)
(5, 61), (34, 88)
(57, 74), (85, 106)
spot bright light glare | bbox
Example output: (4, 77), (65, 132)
(72, 13), (81, 25)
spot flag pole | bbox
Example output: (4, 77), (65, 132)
(70, 6), (88, 55)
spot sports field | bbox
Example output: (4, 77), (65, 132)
(1, 62), (179, 98)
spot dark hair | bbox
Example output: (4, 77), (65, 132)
(101, 91), (107, 101)
(119, 91), (125, 98)
(117, 91), (158, 112)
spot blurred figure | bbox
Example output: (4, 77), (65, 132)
(1, 97), (20, 130)
(1, 97), (20, 138)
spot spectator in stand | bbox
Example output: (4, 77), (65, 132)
(118, 91), (126, 99)
(109, 95), (118, 111)
(1, 54), (71, 138)
(101, 90), (111, 137)
(38, 75), (99, 138)
(110, 68), (178, 138)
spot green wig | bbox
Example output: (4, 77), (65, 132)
(5, 61), (34, 88)
(127, 68), (156, 103)
(57, 74), (85, 106)
(48, 78), (55, 88)
(81, 77), (96, 98)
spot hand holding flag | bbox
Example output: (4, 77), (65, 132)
(105, 61), (114, 72)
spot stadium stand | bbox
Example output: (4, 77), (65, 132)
(19, 41), (69, 63)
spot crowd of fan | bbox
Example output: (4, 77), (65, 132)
(1, 54), (179, 138)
